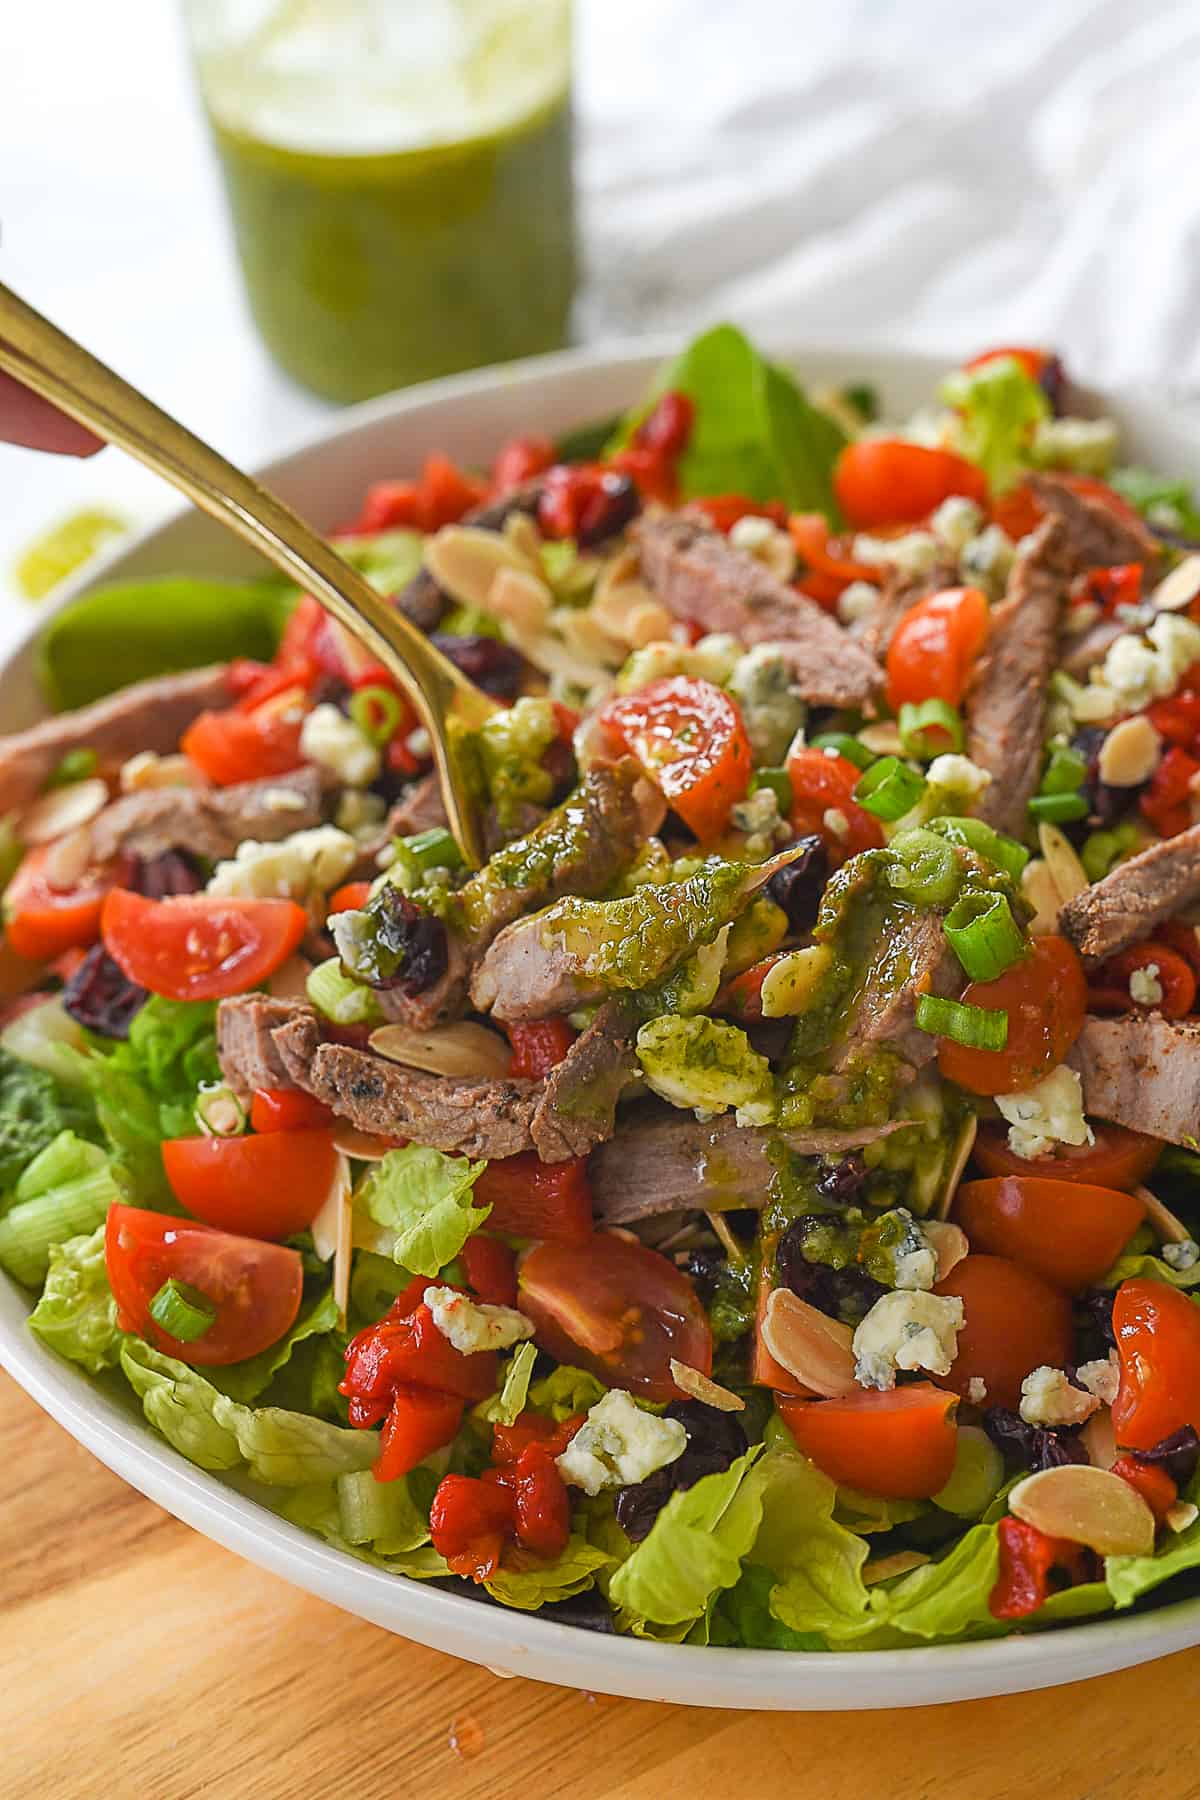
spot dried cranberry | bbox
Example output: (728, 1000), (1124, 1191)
(537, 466), (640, 548)
(815, 1154), (867, 1207)
(1131, 1425), (1200, 1489)
(684, 1248), (724, 1302)
(614, 1401), (748, 1541)
(430, 633), (526, 703)
(776, 1219), (885, 1325)
(766, 836), (828, 934)
(1038, 354), (1067, 415)
(983, 1407), (1088, 1473)
(1077, 1287), (1117, 1350)
(62, 944), (147, 1039)
(352, 886), (449, 997)
(130, 851), (203, 898)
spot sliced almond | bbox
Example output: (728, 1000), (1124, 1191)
(862, 1550), (929, 1587)
(1097, 715), (1161, 788)
(704, 1210), (743, 1263)
(1135, 1183), (1191, 1244)
(41, 824), (94, 889)
(266, 954), (313, 1001)
(1037, 820), (1089, 904)
(502, 511), (543, 565)
(331, 1126), (394, 1162)
(1151, 554), (1200, 613)
(760, 1288), (857, 1397)
(369, 1021), (513, 1080)
(488, 565), (554, 633)
(1166, 1501), (1199, 1534)
(857, 720), (904, 756)
(20, 777), (109, 846)
(1080, 1407), (1118, 1471)
(669, 1359), (745, 1412)
(120, 751), (199, 792)
(759, 944), (834, 1018)
(935, 1113), (977, 1221)
(424, 524), (536, 610)
(625, 601), (675, 648)
(924, 1220), (969, 1280)
(1009, 1464), (1156, 1556)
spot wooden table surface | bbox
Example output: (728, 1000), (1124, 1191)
(5, 1372), (1200, 1800)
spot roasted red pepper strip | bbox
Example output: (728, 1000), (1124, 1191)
(1112, 1455), (1177, 1523)
(988, 1516), (1092, 1620)
(375, 1388), (464, 1483)
(491, 1410), (586, 1466)
(429, 1475), (516, 1581)
(473, 1153), (594, 1245)
(1141, 746), (1200, 839)
(1089, 942), (1197, 1019)
(340, 1294), (496, 1426)
(461, 1234), (519, 1308)
(506, 1017), (577, 1080)
(483, 1442), (572, 1559)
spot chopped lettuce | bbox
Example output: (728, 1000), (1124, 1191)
(336, 1467), (430, 1555)
(615, 325), (847, 521)
(1111, 466), (1200, 538)
(940, 355), (1048, 493)
(208, 1288), (342, 1405)
(485, 1536), (615, 1612)
(1106, 1515), (1200, 1609)
(475, 1341), (538, 1427)
(120, 1339), (376, 1484)
(352, 1145), (490, 1278)
(0, 1131), (123, 1286)
(752, 1447), (874, 1642)
(27, 1225), (121, 1373)
(864, 1523), (1002, 1643)
(337, 528), (425, 596)
(1099, 1250), (1200, 1291)
(528, 1365), (609, 1421)
(277, 1481), (449, 1579)
(0, 1043), (99, 1194)
(609, 1445), (767, 1631)
(712, 1564), (824, 1651)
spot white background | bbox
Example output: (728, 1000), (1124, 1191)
(3, 0), (1200, 629)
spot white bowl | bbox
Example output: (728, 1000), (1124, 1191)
(3, 339), (1200, 1708)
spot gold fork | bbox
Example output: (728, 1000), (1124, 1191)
(0, 281), (498, 865)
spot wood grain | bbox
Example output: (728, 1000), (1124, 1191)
(5, 1371), (1200, 1800)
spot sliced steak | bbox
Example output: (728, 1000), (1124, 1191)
(393, 482), (544, 633)
(1059, 615), (1127, 680)
(387, 772), (448, 838)
(0, 665), (234, 813)
(634, 513), (881, 707)
(854, 560), (958, 661)
(1029, 473), (1161, 575)
(217, 994), (310, 1093)
(1059, 823), (1200, 963)
(832, 907), (960, 1072)
(91, 767), (323, 863)
(589, 1106), (902, 1224)
(966, 516), (1074, 836)
(1071, 1014), (1200, 1148)
(530, 999), (638, 1161)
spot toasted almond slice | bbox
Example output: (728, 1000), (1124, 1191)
(669, 1359), (745, 1412)
(1020, 858), (1064, 936)
(925, 1220), (969, 1281)
(1097, 716), (1162, 789)
(705, 1210), (743, 1263)
(1166, 1501), (1199, 1534)
(1135, 1184), (1191, 1244)
(759, 944), (834, 1018)
(42, 824), (94, 889)
(862, 1550), (929, 1587)
(760, 1288), (857, 1397)
(424, 524), (536, 609)
(20, 777), (109, 846)
(331, 1126), (394, 1162)
(502, 511), (543, 564)
(1151, 554), (1200, 613)
(1080, 1408), (1118, 1471)
(120, 751), (199, 792)
(1038, 820), (1089, 904)
(857, 720), (904, 756)
(935, 1113), (977, 1221)
(1009, 1464), (1156, 1556)
(489, 565), (554, 633)
(369, 1021), (513, 1080)
(310, 1150), (353, 1328)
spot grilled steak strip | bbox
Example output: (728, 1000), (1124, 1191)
(832, 908), (961, 1073)
(529, 999), (638, 1161)
(966, 516), (1074, 837)
(0, 665), (234, 813)
(1059, 823), (1200, 963)
(634, 512), (881, 707)
(1029, 473), (1162, 575)
(393, 482), (545, 632)
(217, 994), (312, 1094)
(1071, 1014), (1200, 1149)
(589, 1106), (903, 1224)
(91, 768), (324, 864)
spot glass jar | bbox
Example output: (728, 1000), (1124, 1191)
(184, 0), (576, 402)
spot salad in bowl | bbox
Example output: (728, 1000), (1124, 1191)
(3, 326), (1200, 1655)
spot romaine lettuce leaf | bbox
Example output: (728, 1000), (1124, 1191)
(752, 1446), (874, 1642)
(352, 1145), (490, 1278)
(1106, 1514), (1200, 1609)
(528, 1365), (608, 1421)
(0, 1131), (123, 1285)
(0, 1043), (99, 1194)
(616, 325), (847, 521)
(336, 1467), (430, 1554)
(1099, 1251), (1200, 1291)
(484, 1536), (614, 1611)
(475, 1341), (538, 1427)
(1111, 466), (1200, 538)
(277, 1483), (449, 1579)
(208, 1287), (342, 1405)
(940, 355), (1049, 493)
(865, 1523), (1002, 1643)
(712, 1564), (824, 1651)
(27, 1224), (121, 1372)
(120, 1338), (376, 1484)
(609, 1445), (766, 1630)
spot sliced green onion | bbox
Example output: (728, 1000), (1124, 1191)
(402, 826), (463, 874)
(926, 816), (1030, 882)
(898, 699), (965, 759)
(855, 756), (926, 821)
(148, 1278), (217, 1343)
(944, 891), (1028, 983)
(749, 766), (793, 812)
(194, 1081), (247, 1139)
(810, 731), (875, 771)
(1080, 821), (1142, 882)
(915, 994), (1008, 1051)
(1028, 791), (1089, 823)
(46, 746), (98, 788)
(1039, 745), (1089, 796)
(883, 828), (960, 907)
(349, 685), (404, 747)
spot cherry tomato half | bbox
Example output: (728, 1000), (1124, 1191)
(886, 585), (990, 713)
(785, 745), (885, 864)
(1112, 1278), (1200, 1451)
(972, 1121), (1161, 1190)
(599, 675), (752, 843)
(954, 1176), (1144, 1292)
(4, 846), (130, 963)
(937, 934), (1087, 1097)
(934, 1254), (1074, 1412)
(105, 1203), (303, 1366)
(163, 1130), (340, 1240)
(1090, 942), (1197, 1020)
(518, 1234), (712, 1402)
(182, 701), (305, 787)
(101, 889), (308, 1002)
(777, 1384), (959, 1499)
(834, 440), (989, 531)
